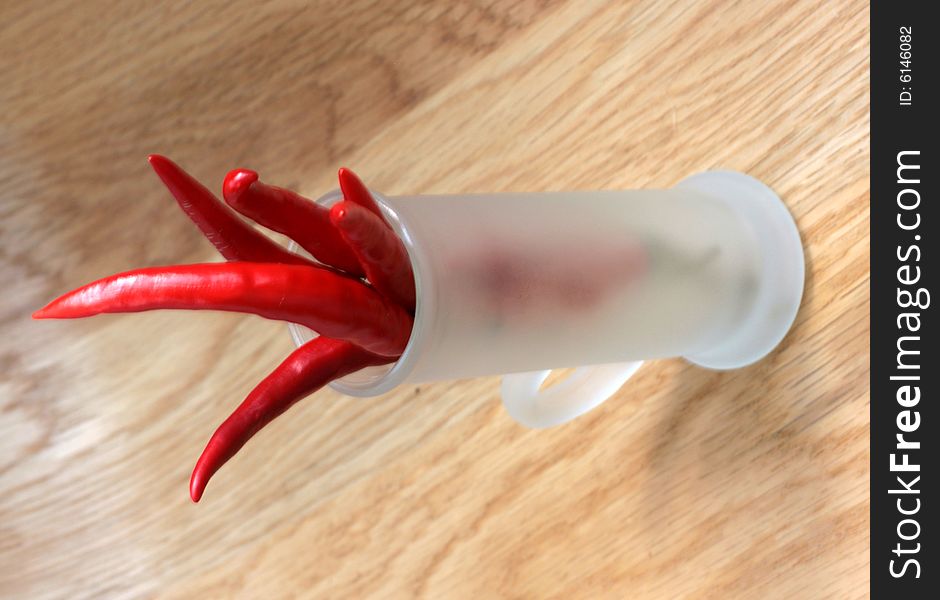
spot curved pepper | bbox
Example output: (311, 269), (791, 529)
(190, 336), (390, 502)
(338, 167), (386, 222)
(330, 201), (416, 312)
(33, 262), (413, 357)
(148, 155), (315, 266)
(34, 157), (421, 502)
(223, 169), (364, 276)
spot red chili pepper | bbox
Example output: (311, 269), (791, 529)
(35, 156), (422, 502)
(33, 262), (413, 357)
(222, 169), (364, 276)
(330, 201), (416, 312)
(190, 336), (389, 502)
(148, 155), (314, 267)
(338, 167), (386, 221)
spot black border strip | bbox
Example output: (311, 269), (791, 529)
(871, 2), (934, 596)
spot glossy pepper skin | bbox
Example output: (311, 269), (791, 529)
(148, 155), (315, 267)
(33, 262), (413, 357)
(190, 336), (390, 502)
(330, 201), (416, 312)
(338, 167), (387, 221)
(222, 169), (365, 276)
(34, 158), (417, 502)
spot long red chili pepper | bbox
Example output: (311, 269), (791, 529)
(148, 155), (315, 267)
(34, 156), (423, 502)
(222, 169), (364, 276)
(33, 262), (413, 357)
(338, 167), (386, 221)
(330, 201), (416, 312)
(190, 336), (389, 502)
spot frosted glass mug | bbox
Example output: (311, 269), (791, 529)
(290, 171), (804, 428)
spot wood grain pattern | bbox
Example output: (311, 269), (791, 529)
(0, 0), (869, 598)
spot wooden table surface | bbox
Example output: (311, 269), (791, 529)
(0, 1), (869, 598)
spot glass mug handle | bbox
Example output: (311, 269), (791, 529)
(500, 362), (644, 428)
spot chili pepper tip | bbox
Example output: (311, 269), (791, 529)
(222, 168), (259, 205)
(147, 153), (176, 174)
(190, 463), (208, 502)
(338, 167), (385, 221)
(32, 300), (67, 319)
(329, 202), (348, 221)
(146, 155), (317, 266)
